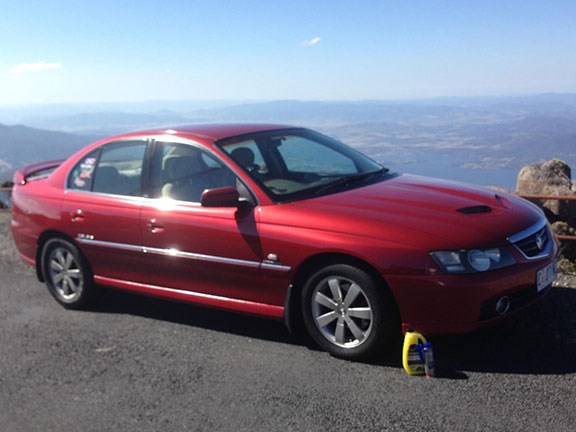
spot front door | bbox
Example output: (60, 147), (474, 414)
(140, 141), (280, 306)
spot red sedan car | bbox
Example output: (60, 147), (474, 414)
(11, 124), (557, 360)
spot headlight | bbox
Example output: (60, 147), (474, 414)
(430, 247), (516, 274)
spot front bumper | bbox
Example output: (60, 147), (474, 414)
(386, 256), (556, 335)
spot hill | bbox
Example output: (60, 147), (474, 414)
(1, 95), (576, 189)
(0, 124), (98, 180)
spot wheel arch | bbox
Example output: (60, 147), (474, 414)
(284, 252), (400, 335)
(35, 230), (81, 282)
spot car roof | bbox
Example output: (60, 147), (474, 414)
(121, 123), (300, 142)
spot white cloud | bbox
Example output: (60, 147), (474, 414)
(302, 37), (321, 47)
(9, 61), (62, 75)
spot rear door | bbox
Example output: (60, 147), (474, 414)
(62, 140), (149, 284)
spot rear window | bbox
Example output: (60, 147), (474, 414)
(68, 140), (147, 196)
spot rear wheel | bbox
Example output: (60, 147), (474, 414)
(42, 238), (97, 309)
(302, 264), (397, 360)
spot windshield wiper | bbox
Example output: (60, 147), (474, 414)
(312, 167), (388, 196)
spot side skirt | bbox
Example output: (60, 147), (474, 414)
(94, 275), (285, 319)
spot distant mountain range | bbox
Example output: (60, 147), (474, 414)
(0, 124), (98, 179)
(1, 94), (576, 189)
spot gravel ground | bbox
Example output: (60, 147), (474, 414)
(2, 211), (576, 431)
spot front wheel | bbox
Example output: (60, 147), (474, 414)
(302, 264), (397, 360)
(42, 238), (97, 310)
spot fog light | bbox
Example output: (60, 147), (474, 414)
(495, 296), (511, 316)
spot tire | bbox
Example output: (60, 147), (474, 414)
(301, 264), (397, 360)
(41, 238), (97, 310)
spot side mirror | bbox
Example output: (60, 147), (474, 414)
(201, 187), (240, 207)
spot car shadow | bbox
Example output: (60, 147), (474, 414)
(91, 284), (576, 377)
(93, 288), (297, 346)
(430, 285), (576, 378)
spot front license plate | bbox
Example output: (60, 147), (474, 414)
(536, 261), (557, 292)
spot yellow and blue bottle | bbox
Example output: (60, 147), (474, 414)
(402, 329), (427, 376)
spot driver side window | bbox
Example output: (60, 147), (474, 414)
(150, 142), (237, 203)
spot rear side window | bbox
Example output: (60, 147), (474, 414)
(68, 150), (99, 191)
(68, 141), (147, 196)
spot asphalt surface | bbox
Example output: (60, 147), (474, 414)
(1, 260), (576, 432)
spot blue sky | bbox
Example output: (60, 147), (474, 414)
(1, 0), (575, 104)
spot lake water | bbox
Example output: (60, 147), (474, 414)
(373, 152), (520, 191)
(388, 161), (519, 191)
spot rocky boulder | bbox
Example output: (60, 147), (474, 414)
(517, 159), (576, 226)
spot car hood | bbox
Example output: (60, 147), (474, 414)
(261, 174), (544, 250)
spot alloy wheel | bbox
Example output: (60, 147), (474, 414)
(48, 246), (84, 301)
(310, 275), (373, 348)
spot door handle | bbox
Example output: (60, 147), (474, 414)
(147, 218), (165, 234)
(70, 209), (85, 223)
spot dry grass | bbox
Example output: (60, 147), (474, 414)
(0, 211), (26, 268)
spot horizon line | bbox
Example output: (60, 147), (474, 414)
(1, 92), (576, 108)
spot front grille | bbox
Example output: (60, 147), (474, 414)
(514, 226), (549, 258)
(508, 219), (553, 260)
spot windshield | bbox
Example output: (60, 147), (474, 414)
(217, 128), (387, 202)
